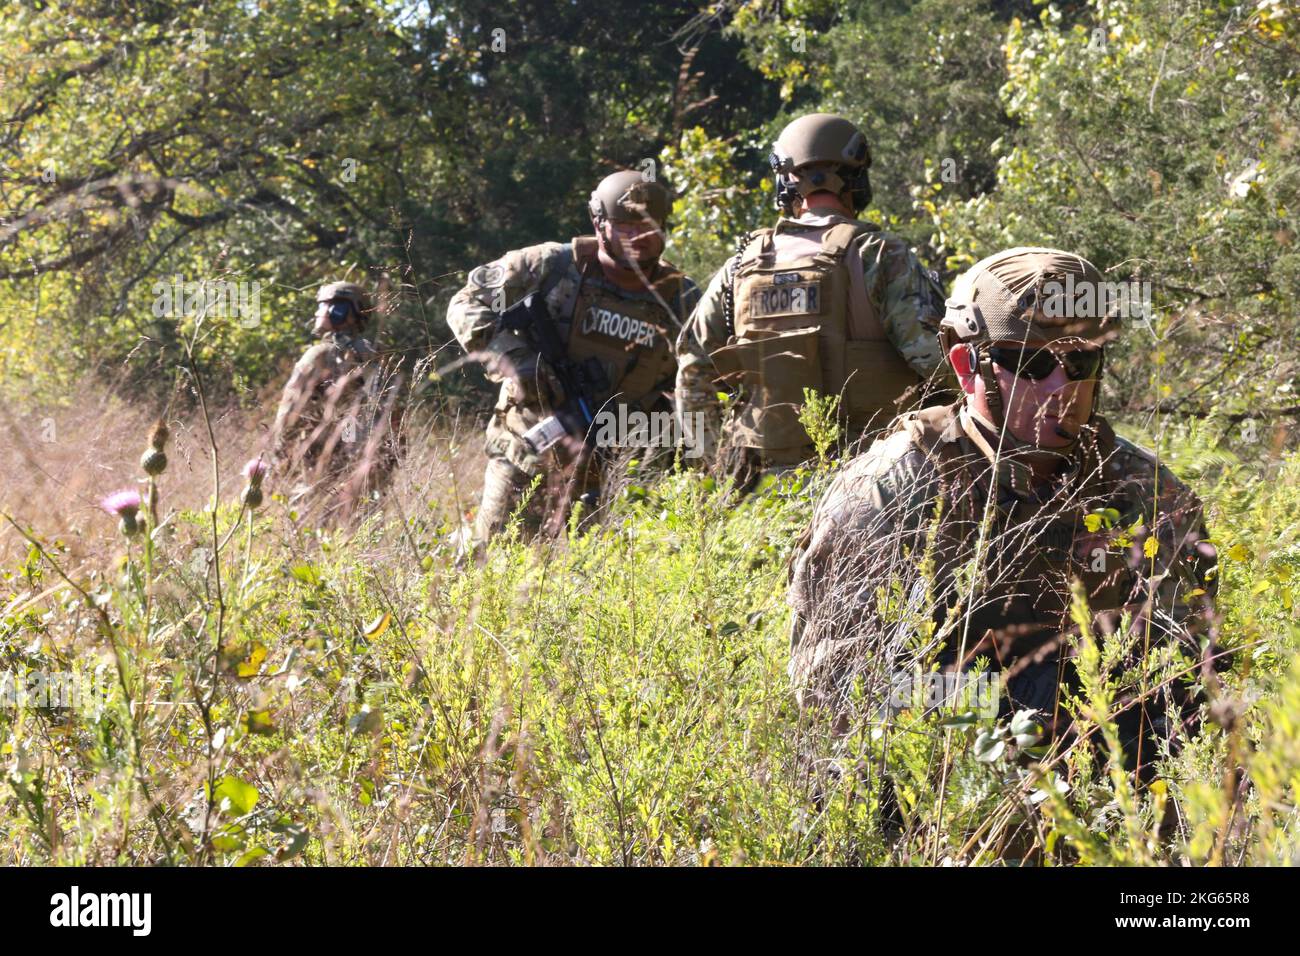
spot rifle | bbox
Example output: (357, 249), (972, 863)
(496, 292), (609, 456)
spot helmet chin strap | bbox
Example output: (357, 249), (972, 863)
(975, 346), (1005, 424)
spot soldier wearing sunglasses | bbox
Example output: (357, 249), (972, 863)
(269, 280), (404, 519)
(787, 247), (1222, 788)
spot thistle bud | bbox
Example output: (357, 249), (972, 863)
(241, 457), (268, 509)
(142, 418), (170, 475)
(140, 447), (168, 476)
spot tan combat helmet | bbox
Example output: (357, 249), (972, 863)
(769, 113), (873, 213)
(939, 246), (1121, 421)
(588, 170), (673, 268)
(588, 170), (673, 230)
(316, 280), (373, 325)
(939, 247), (1121, 350)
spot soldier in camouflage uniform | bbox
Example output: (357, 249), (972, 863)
(788, 247), (1222, 780)
(269, 281), (404, 519)
(447, 171), (700, 549)
(675, 113), (947, 490)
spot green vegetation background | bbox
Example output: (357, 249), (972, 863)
(0, 0), (1297, 864)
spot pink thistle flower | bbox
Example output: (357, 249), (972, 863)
(242, 457), (268, 482)
(100, 490), (141, 518)
(100, 489), (142, 536)
(241, 457), (268, 509)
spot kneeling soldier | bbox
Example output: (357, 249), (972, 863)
(787, 247), (1221, 781)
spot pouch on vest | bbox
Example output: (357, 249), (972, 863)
(711, 327), (822, 451)
(841, 340), (922, 433)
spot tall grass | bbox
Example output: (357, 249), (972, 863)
(0, 381), (1297, 865)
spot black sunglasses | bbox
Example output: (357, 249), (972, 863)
(986, 344), (1103, 382)
(325, 300), (354, 325)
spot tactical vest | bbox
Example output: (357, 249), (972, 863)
(902, 404), (1132, 662)
(714, 219), (923, 463)
(316, 335), (375, 392)
(563, 237), (682, 412)
(302, 336), (386, 455)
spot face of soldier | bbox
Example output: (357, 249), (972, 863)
(950, 339), (1100, 449)
(602, 217), (665, 268)
(313, 299), (360, 336)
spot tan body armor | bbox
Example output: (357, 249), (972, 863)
(712, 219), (922, 463)
(564, 238), (681, 415)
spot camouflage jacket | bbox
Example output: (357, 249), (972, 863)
(675, 213), (947, 461)
(447, 237), (700, 475)
(786, 402), (1219, 717)
(270, 331), (398, 476)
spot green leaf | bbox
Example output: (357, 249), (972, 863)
(1010, 708), (1040, 737)
(363, 611), (392, 640)
(244, 708), (275, 734)
(210, 823), (246, 852)
(237, 642), (268, 678)
(234, 846), (269, 867)
(273, 822), (310, 861)
(973, 730), (1006, 763)
(210, 775), (259, 816)
(289, 563), (322, 586)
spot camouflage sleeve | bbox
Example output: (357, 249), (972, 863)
(1110, 439), (1220, 655)
(787, 430), (945, 711)
(858, 233), (947, 380)
(445, 241), (569, 383)
(270, 345), (329, 461)
(673, 261), (733, 460)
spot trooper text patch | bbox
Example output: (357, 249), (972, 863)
(580, 306), (658, 348)
(752, 282), (821, 317)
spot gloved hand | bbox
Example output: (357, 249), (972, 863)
(506, 354), (566, 407)
(485, 332), (565, 407)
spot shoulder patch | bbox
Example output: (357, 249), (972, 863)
(476, 241), (570, 290)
